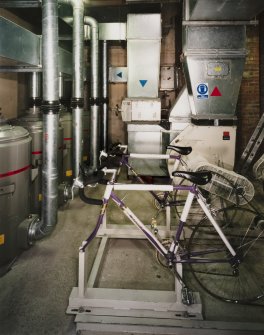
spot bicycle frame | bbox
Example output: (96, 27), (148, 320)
(105, 149), (185, 207)
(80, 169), (237, 267)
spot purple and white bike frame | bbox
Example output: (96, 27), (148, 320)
(80, 169), (236, 263)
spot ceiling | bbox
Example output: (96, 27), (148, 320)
(2, 0), (264, 37)
(3, 1), (172, 35)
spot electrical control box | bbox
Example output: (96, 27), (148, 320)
(121, 98), (161, 122)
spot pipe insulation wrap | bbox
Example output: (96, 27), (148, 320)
(73, 5), (84, 99)
(84, 16), (100, 170)
(42, 0), (59, 102)
(30, 72), (41, 99)
(59, 72), (64, 99)
(102, 40), (108, 150)
(73, 107), (83, 178)
(90, 105), (100, 170)
(72, 3), (84, 178)
(84, 17), (99, 98)
(41, 113), (59, 233)
(60, 0), (84, 178)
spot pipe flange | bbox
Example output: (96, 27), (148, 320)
(71, 98), (84, 109)
(41, 101), (61, 114)
(101, 97), (109, 104)
(89, 97), (101, 106)
(58, 182), (72, 207)
(18, 214), (40, 249)
(29, 98), (42, 107)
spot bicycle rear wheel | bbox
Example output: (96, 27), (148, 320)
(188, 207), (264, 303)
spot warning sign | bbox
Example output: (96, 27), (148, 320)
(211, 86), (222, 97)
(197, 83), (208, 99)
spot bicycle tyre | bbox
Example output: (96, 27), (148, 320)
(187, 207), (264, 303)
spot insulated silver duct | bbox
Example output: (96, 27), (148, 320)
(84, 16), (99, 171)
(30, 0), (60, 240)
(60, 0), (84, 178)
(102, 40), (108, 150)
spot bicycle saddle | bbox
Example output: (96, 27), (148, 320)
(172, 170), (212, 185)
(167, 145), (192, 155)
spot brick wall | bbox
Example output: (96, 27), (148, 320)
(236, 25), (261, 160)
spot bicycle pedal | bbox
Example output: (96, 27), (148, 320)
(181, 287), (194, 306)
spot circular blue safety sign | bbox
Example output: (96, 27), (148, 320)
(197, 83), (209, 99)
(197, 83), (208, 95)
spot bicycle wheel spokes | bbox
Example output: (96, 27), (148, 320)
(187, 207), (264, 303)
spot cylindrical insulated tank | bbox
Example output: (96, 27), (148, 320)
(0, 123), (31, 270)
(13, 108), (64, 214)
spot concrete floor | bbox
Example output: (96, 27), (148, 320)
(0, 179), (264, 335)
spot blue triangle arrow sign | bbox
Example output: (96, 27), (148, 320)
(139, 80), (148, 87)
(117, 72), (122, 78)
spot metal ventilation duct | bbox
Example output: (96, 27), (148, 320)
(185, 0), (264, 21)
(182, 23), (247, 119)
(126, 0), (179, 2)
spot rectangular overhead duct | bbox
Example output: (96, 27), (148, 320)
(0, 16), (40, 66)
(0, 16), (72, 75)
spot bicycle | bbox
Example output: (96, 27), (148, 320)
(77, 167), (264, 305)
(99, 143), (192, 210)
(79, 144), (240, 235)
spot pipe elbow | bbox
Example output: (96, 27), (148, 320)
(28, 219), (55, 242)
(84, 16), (98, 29)
(59, 0), (84, 10)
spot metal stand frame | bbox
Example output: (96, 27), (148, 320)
(66, 193), (203, 334)
(66, 232), (264, 334)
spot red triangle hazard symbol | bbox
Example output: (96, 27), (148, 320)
(211, 86), (222, 97)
